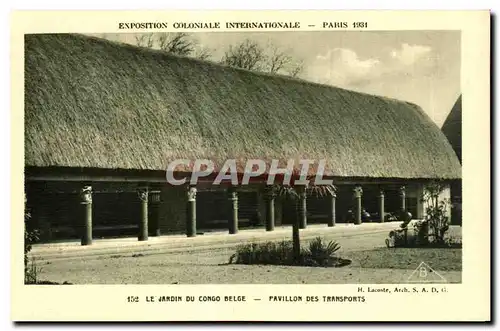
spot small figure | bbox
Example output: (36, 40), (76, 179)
(385, 230), (396, 248)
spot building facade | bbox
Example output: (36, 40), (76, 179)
(24, 34), (462, 244)
(441, 95), (463, 226)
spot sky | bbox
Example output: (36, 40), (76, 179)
(92, 31), (461, 127)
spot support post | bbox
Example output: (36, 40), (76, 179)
(149, 190), (161, 237)
(400, 185), (406, 211)
(292, 197), (301, 261)
(265, 188), (275, 232)
(298, 186), (307, 229)
(186, 186), (197, 237)
(379, 189), (385, 223)
(228, 187), (239, 234)
(328, 192), (336, 227)
(137, 187), (148, 241)
(353, 186), (363, 225)
(79, 186), (92, 246)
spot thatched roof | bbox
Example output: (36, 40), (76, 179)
(24, 34), (461, 179)
(441, 95), (462, 163)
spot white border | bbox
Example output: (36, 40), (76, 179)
(3, 2), (496, 330)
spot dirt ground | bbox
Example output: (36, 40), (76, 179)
(34, 227), (462, 284)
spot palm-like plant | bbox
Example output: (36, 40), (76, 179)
(308, 237), (341, 266)
(309, 237), (341, 255)
(266, 184), (337, 261)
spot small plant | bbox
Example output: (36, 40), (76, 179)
(24, 196), (41, 284)
(423, 181), (451, 245)
(229, 237), (349, 267)
(24, 227), (39, 270)
(25, 257), (42, 284)
(230, 240), (294, 265)
(307, 237), (341, 266)
(269, 184), (337, 261)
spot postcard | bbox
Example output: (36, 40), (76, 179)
(11, 10), (490, 322)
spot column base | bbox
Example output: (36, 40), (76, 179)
(81, 239), (92, 246)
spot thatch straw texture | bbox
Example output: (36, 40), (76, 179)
(441, 95), (462, 163)
(24, 34), (461, 179)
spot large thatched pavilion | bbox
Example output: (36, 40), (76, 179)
(441, 95), (462, 225)
(24, 34), (462, 244)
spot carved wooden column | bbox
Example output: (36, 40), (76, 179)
(186, 186), (197, 238)
(228, 187), (239, 234)
(79, 186), (93, 246)
(265, 189), (275, 232)
(399, 185), (406, 211)
(149, 190), (161, 237)
(297, 186), (307, 229)
(353, 186), (363, 225)
(328, 192), (336, 227)
(137, 187), (148, 241)
(379, 189), (385, 223)
(292, 191), (301, 260)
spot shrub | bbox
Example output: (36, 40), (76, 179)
(230, 240), (294, 265)
(307, 237), (341, 266)
(229, 237), (349, 267)
(24, 196), (41, 284)
(25, 257), (41, 284)
(423, 182), (451, 245)
(385, 182), (455, 249)
(269, 184), (338, 261)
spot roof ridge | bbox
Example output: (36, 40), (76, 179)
(74, 33), (421, 108)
